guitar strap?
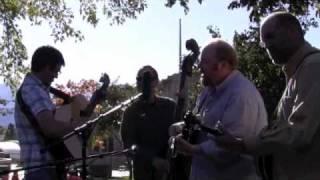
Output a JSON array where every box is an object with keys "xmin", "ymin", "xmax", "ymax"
[{"xmin": 16, "ymin": 88, "xmax": 72, "ymax": 179}]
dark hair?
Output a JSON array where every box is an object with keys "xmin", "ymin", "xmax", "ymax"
[
  {"xmin": 31, "ymin": 45, "xmax": 65, "ymax": 72},
  {"xmin": 137, "ymin": 65, "xmax": 159, "ymax": 81}
]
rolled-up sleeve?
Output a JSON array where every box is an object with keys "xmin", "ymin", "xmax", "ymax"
[{"xmin": 22, "ymin": 85, "xmax": 54, "ymax": 116}]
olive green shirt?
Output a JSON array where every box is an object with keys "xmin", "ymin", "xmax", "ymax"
[{"xmin": 250, "ymin": 42, "xmax": 320, "ymax": 180}]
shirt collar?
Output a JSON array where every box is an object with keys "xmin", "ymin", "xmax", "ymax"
[{"xmin": 283, "ymin": 41, "xmax": 316, "ymax": 79}]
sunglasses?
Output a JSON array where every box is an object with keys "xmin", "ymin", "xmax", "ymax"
[{"xmin": 136, "ymin": 76, "xmax": 157, "ymax": 82}]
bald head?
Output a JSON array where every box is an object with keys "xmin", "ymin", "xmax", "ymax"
[
  {"xmin": 201, "ymin": 39, "xmax": 238, "ymax": 69},
  {"xmin": 260, "ymin": 12, "xmax": 305, "ymax": 65},
  {"xmin": 199, "ymin": 39, "xmax": 238, "ymax": 86},
  {"xmin": 261, "ymin": 12, "xmax": 304, "ymax": 41}
]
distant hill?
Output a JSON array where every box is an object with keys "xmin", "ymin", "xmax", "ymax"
[{"xmin": 0, "ymin": 84, "xmax": 14, "ymax": 127}]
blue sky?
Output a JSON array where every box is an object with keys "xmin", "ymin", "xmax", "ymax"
[{"xmin": 15, "ymin": 1, "xmax": 320, "ymax": 86}]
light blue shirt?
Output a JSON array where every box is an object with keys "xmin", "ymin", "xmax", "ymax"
[
  {"xmin": 190, "ymin": 70, "xmax": 267, "ymax": 180},
  {"xmin": 14, "ymin": 73, "xmax": 54, "ymax": 171}
]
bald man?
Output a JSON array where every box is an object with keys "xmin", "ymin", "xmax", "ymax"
[
  {"xmin": 170, "ymin": 39, "xmax": 267, "ymax": 180},
  {"xmin": 216, "ymin": 12, "xmax": 320, "ymax": 180}
]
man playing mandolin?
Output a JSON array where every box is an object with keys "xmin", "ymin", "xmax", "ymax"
[
  {"xmin": 14, "ymin": 45, "xmax": 108, "ymax": 180},
  {"xmin": 169, "ymin": 39, "xmax": 267, "ymax": 180}
]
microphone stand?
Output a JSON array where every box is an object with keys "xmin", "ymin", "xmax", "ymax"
[
  {"xmin": 41, "ymin": 93, "xmax": 142, "ymax": 180},
  {"xmin": 0, "ymin": 147, "xmax": 137, "ymax": 177}
]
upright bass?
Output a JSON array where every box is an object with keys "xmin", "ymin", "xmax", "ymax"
[{"xmin": 168, "ymin": 38, "xmax": 200, "ymax": 180}]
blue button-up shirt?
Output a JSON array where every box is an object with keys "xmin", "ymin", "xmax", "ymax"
[
  {"xmin": 14, "ymin": 73, "xmax": 54, "ymax": 171},
  {"xmin": 190, "ymin": 70, "xmax": 267, "ymax": 180}
]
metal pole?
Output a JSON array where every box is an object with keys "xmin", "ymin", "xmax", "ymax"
[{"xmin": 179, "ymin": 18, "xmax": 182, "ymax": 71}]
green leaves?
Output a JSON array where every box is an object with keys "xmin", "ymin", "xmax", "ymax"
[
  {"xmin": 233, "ymin": 27, "xmax": 285, "ymax": 116},
  {"xmin": 164, "ymin": 0, "xmax": 319, "ymax": 117},
  {"xmin": 0, "ymin": 13, "xmax": 28, "ymax": 92},
  {"xmin": 228, "ymin": 0, "xmax": 320, "ymax": 28},
  {"xmin": 0, "ymin": 0, "xmax": 149, "ymax": 92},
  {"xmin": 165, "ymin": 0, "xmax": 202, "ymax": 14},
  {"xmin": 207, "ymin": 25, "xmax": 221, "ymax": 38},
  {"xmin": 0, "ymin": 0, "xmax": 319, "ymax": 98}
]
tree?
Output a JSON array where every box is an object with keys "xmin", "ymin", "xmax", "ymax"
[
  {"xmin": 167, "ymin": 0, "xmax": 320, "ymax": 29},
  {"xmin": 3, "ymin": 0, "xmax": 318, "ymax": 92},
  {"xmin": 95, "ymin": 83, "xmax": 137, "ymax": 134},
  {"xmin": 225, "ymin": 1, "xmax": 319, "ymax": 115},
  {"xmin": 233, "ymin": 27, "xmax": 285, "ymax": 116},
  {"xmin": 0, "ymin": 0, "xmax": 147, "ymax": 91},
  {"xmin": 54, "ymin": 78, "xmax": 137, "ymax": 138},
  {"xmin": 227, "ymin": 0, "xmax": 320, "ymax": 30},
  {"xmin": 168, "ymin": 0, "xmax": 319, "ymax": 116},
  {"xmin": 0, "ymin": 98, "xmax": 13, "ymax": 116},
  {"xmin": 2, "ymin": 0, "xmax": 320, "ymax": 114},
  {"xmin": 165, "ymin": 0, "xmax": 204, "ymax": 13},
  {"xmin": 55, "ymin": 79, "xmax": 99, "ymax": 100}
]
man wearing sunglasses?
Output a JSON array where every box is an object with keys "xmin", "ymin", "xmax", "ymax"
[
  {"xmin": 170, "ymin": 39, "xmax": 267, "ymax": 180},
  {"xmin": 121, "ymin": 65, "xmax": 176, "ymax": 180}
]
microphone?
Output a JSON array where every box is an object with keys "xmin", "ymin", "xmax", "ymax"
[
  {"xmin": 142, "ymin": 71, "xmax": 151, "ymax": 100},
  {"xmin": 125, "ymin": 144, "xmax": 139, "ymax": 157},
  {"xmin": 130, "ymin": 144, "xmax": 138, "ymax": 155}
]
